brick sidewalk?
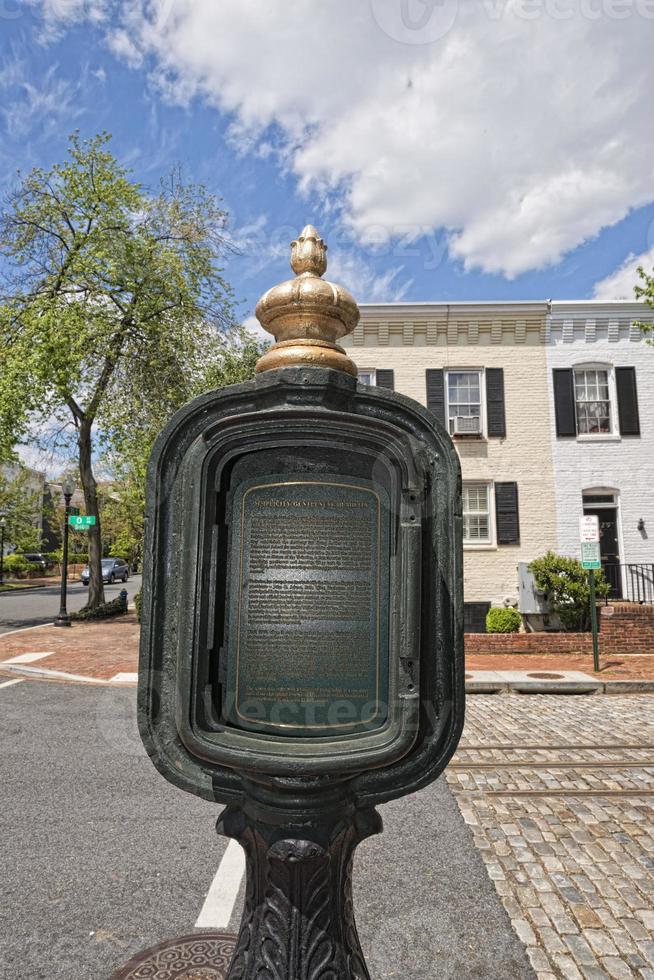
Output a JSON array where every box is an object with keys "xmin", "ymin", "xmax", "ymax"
[
  {"xmin": 0, "ymin": 613, "xmax": 139, "ymax": 680},
  {"xmin": 2, "ymin": 619, "xmax": 654, "ymax": 683}
]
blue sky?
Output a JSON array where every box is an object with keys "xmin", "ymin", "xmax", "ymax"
[{"xmin": 2, "ymin": 1, "xmax": 654, "ymax": 329}]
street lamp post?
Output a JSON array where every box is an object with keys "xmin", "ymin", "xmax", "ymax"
[
  {"xmin": 0, "ymin": 517, "xmax": 6, "ymax": 587},
  {"xmin": 54, "ymin": 477, "xmax": 76, "ymax": 628}
]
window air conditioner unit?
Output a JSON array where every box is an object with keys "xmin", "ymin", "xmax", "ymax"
[{"xmin": 452, "ymin": 416, "xmax": 481, "ymax": 436}]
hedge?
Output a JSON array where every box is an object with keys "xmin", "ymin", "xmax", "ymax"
[
  {"xmin": 71, "ymin": 591, "xmax": 128, "ymax": 621},
  {"xmin": 486, "ymin": 607, "xmax": 523, "ymax": 634}
]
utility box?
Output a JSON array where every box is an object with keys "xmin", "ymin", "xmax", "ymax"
[{"xmin": 517, "ymin": 561, "xmax": 550, "ymax": 614}]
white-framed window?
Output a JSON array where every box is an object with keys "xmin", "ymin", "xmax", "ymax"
[
  {"xmin": 357, "ymin": 369, "xmax": 375, "ymax": 386},
  {"xmin": 463, "ymin": 482, "xmax": 492, "ymax": 545},
  {"xmin": 446, "ymin": 369, "xmax": 483, "ymax": 436},
  {"xmin": 574, "ymin": 367, "xmax": 612, "ymax": 435}
]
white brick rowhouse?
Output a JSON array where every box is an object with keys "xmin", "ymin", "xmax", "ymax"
[
  {"xmin": 547, "ymin": 301, "xmax": 654, "ymax": 601},
  {"xmin": 341, "ymin": 299, "xmax": 654, "ymax": 623}
]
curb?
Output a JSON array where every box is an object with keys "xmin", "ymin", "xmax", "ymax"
[
  {"xmin": 0, "ymin": 584, "xmax": 50, "ymax": 594},
  {"xmin": 602, "ymin": 679, "xmax": 654, "ymax": 694},
  {"xmin": 0, "ymin": 580, "xmax": 62, "ymax": 593},
  {"xmin": 2, "ymin": 663, "xmax": 653, "ymax": 693},
  {"xmin": 0, "ymin": 664, "xmax": 137, "ymax": 686},
  {"xmin": 465, "ymin": 679, "xmax": 654, "ymax": 694}
]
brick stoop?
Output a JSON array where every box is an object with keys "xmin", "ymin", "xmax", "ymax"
[{"xmin": 466, "ymin": 601, "xmax": 654, "ymax": 656}]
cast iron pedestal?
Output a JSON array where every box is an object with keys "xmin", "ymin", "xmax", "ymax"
[{"xmin": 218, "ymin": 803, "xmax": 381, "ymax": 980}]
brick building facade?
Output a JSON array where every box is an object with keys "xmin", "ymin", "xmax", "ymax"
[{"xmin": 341, "ymin": 299, "xmax": 654, "ymax": 626}]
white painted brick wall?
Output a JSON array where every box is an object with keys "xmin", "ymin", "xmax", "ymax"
[{"xmin": 547, "ymin": 307, "xmax": 654, "ymax": 571}]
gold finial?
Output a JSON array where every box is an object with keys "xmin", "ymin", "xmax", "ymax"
[
  {"xmin": 254, "ymin": 224, "xmax": 359, "ymax": 375},
  {"xmin": 290, "ymin": 224, "xmax": 328, "ymax": 277}
]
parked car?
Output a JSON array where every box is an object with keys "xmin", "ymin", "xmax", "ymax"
[
  {"xmin": 80, "ymin": 557, "xmax": 129, "ymax": 585},
  {"xmin": 23, "ymin": 553, "xmax": 53, "ymax": 572}
]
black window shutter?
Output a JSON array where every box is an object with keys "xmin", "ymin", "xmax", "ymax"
[
  {"xmin": 464, "ymin": 602, "xmax": 491, "ymax": 634},
  {"xmin": 486, "ymin": 368, "xmax": 506, "ymax": 438},
  {"xmin": 615, "ymin": 367, "xmax": 640, "ymax": 436},
  {"xmin": 426, "ymin": 369, "xmax": 446, "ymax": 427},
  {"xmin": 553, "ymin": 369, "xmax": 576, "ymax": 437},
  {"xmin": 375, "ymin": 369, "xmax": 394, "ymax": 391},
  {"xmin": 495, "ymin": 482, "xmax": 520, "ymax": 545}
]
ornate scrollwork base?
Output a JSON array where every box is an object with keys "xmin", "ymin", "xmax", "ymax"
[{"xmin": 217, "ymin": 805, "xmax": 382, "ymax": 980}]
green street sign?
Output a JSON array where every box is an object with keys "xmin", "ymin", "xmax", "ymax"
[
  {"xmin": 581, "ymin": 541, "xmax": 601, "ymax": 570},
  {"xmin": 68, "ymin": 515, "xmax": 96, "ymax": 529}
]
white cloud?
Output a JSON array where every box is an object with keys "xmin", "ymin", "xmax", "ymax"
[
  {"xmin": 593, "ymin": 247, "xmax": 654, "ymax": 301},
  {"xmin": 326, "ymin": 250, "xmax": 413, "ymax": 303},
  {"xmin": 31, "ymin": 0, "xmax": 654, "ymax": 277},
  {"xmin": 27, "ymin": 0, "xmax": 109, "ymax": 41},
  {"xmin": 107, "ymin": 28, "xmax": 144, "ymax": 68},
  {"xmin": 0, "ymin": 64, "xmax": 81, "ymax": 141},
  {"xmin": 242, "ymin": 314, "xmax": 269, "ymax": 343}
]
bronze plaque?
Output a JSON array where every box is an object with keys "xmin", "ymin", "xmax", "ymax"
[{"xmin": 223, "ymin": 476, "xmax": 390, "ymax": 736}]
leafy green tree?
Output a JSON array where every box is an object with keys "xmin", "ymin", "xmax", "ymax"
[
  {"xmin": 635, "ymin": 264, "xmax": 654, "ymax": 341},
  {"xmin": 529, "ymin": 551, "xmax": 610, "ymax": 632},
  {"xmin": 0, "ymin": 465, "xmax": 46, "ymax": 553},
  {"xmin": 0, "ymin": 133, "xmax": 235, "ymax": 609},
  {"xmin": 101, "ymin": 337, "xmax": 264, "ymax": 572}
]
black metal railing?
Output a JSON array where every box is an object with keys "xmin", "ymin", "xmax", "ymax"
[{"xmin": 604, "ymin": 563, "xmax": 654, "ymax": 604}]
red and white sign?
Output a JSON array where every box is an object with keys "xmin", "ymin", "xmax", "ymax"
[{"xmin": 579, "ymin": 515, "xmax": 600, "ymax": 543}]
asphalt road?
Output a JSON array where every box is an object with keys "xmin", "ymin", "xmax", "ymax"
[
  {"xmin": 0, "ymin": 680, "xmax": 532, "ymax": 980},
  {"xmin": 0, "ymin": 576, "xmax": 142, "ymax": 633}
]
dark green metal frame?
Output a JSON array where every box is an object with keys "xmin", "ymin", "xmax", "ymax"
[{"xmin": 138, "ymin": 366, "xmax": 464, "ymax": 979}]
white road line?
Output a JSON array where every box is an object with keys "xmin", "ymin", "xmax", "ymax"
[
  {"xmin": 0, "ymin": 665, "xmax": 109, "ymax": 684},
  {"xmin": 0, "ymin": 678, "xmax": 24, "ymax": 690},
  {"xmin": 0, "ymin": 651, "xmax": 55, "ymax": 665},
  {"xmin": 195, "ymin": 841, "xmax": 245, "ymax": 930},
  {"xmin": 110, "ymin": 672, "xmax": 138, "ymax": 684},
  {"xmin": 0, "ymin": 623, "xmax": 53, "ymax": 639}
]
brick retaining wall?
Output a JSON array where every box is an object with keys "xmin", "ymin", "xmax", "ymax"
[{"xmin": 465, "ymin": 602, "xmax": 654, "ymax": 656}]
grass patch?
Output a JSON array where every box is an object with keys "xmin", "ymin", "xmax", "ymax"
[{"xmin": 0, "ymin": 582, "xmax": 42, "ymax": 592}]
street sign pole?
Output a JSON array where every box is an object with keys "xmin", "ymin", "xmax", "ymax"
[
  {"xmin": 0, "ymin": 518, "xmax": 5, "ymax": 587},
  {"xmin": 579, "ymin": 516, "xmax": 601, "ymax": 673},
  {"xmin": 589, "ymin": 569, "xmax": 600, "ymax": 673},
  {"xmin": 54, "ymin": 486, "xmax": 75, "ymax": 627}
]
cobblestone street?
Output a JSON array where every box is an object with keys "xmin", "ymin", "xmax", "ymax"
[{"xmin": 447, "ymin": 695, "xmax": 654, "ymax": 979}]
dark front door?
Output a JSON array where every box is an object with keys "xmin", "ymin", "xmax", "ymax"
[{"xmin": 584, "ymin": 507, "xmax": 621, "ymax": 598}]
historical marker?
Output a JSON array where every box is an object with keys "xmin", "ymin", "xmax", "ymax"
[
  {"xmin": 135, "ymin": 225, "xmax": 464, "ymax": 979},
  {"xmin": 225, "ymin": 476, "xmax": 389, "ymax": 736}
]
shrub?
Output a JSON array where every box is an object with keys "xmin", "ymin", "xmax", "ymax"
[
  {"xmin": 3, "ymin": 554, "xmax": 30, "ymax": 579},
  {"xmin": 486, "ymin": 607, "xmax": 522, "ymax": 633},
  {"xmin": 529, "ymin": 551, "xmax": 610, "ymax": 632},
  {"xmin": 134, "ymin": 589, "xmax": 142, "ymax": 623},
  {"xmin": 71, "ymin": 591, "xmax": 128, "ymax": 621}
]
